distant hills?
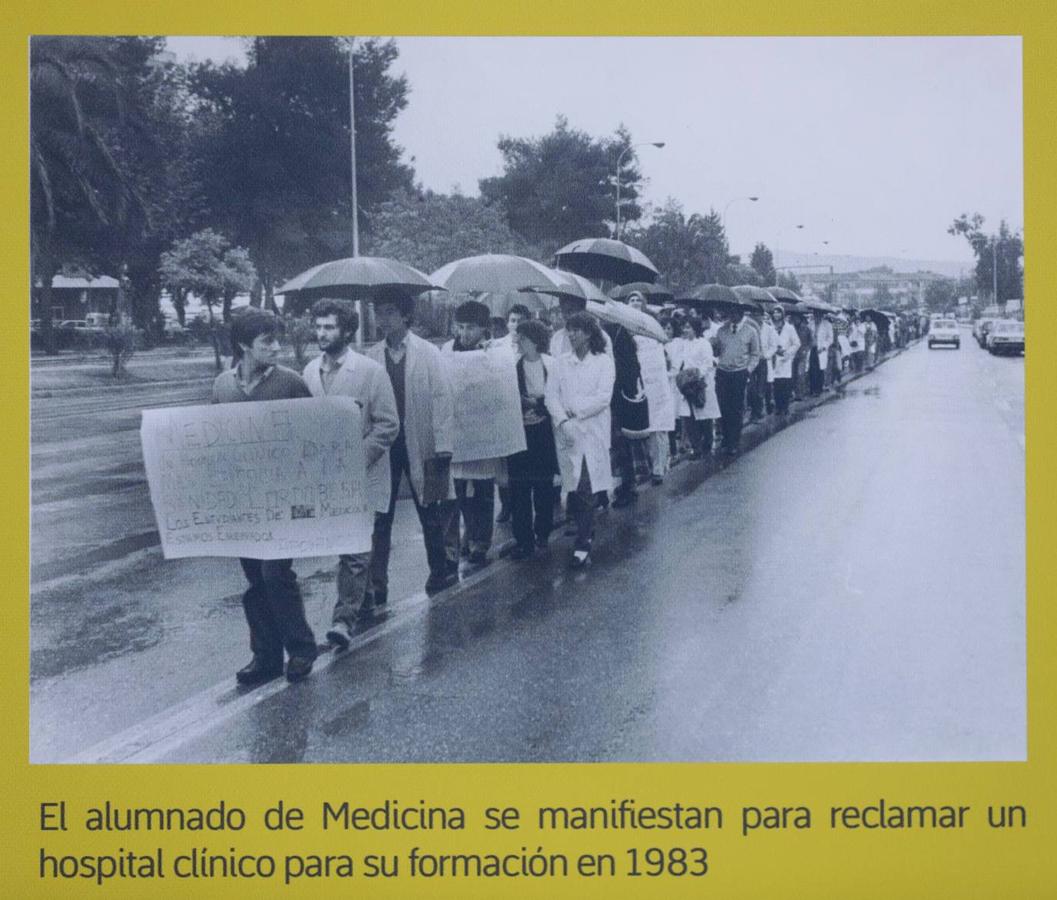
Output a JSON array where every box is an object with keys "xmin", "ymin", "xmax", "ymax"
[{"xmin": 765, "ymin": 250, "xmax": 972, "ymax": 279}]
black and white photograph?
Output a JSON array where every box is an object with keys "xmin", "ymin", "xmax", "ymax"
[{"xmin": 29, "ymin": 35, "xmax": 1024, "ymax": 764}]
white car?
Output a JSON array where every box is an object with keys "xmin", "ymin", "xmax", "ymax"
[
  {"xmin": 987, "ymin": 321, "xmax": 1024, "ymax": 356},
  {"xmin": 928, "ymin": 319, "xmax": 960, "ymax": 349}
]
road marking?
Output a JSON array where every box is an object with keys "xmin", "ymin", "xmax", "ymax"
[{"xmin": 69, "ymin": 556, "xmax": 505, "ymax": 764}]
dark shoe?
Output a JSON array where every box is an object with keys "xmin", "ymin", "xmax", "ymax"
[
  {"xmin": 467, "ymin": 549, "xmax": 490, "ymax": 568},
  {"xmin": 326, "ymin": 621, "xmax": 353, "ymax": 650},
  {"xmin": 651, "ymin": 474, "xmax": 664, "ymax": 486},
  {"xmin": 496, "ymin": 507, "xmax": 512, "ymax": 523},
  {"xmin": 236, "ymin": 658, "xmax": 283, "ymax": 686},
  {"xmin": 688, "ymin": 450, "xmax": 704, "ymax": 461},
  {"xmin": 595, "ymin": 494, "xmax": 610, "ymax": 510},
  {"xmin": 285, "ymin": 656, "xmax": 315, "ymax": 683},
  {"xmin": 373, "ymin": 589, "xmax": 388, "ymax": 607},
  {"xmin": 425, "ymin": 571, "xmax": 459, "ymax": 595},
  {"xmin": 612, "ymin": 491, "xmax": 637, "ymax": 509},
  {"xmin": 509, "ymin": 544, "xmax": 534, "ymax": 561},
  {"xmin": 535, "ymin": 534, "xmax": 550, "ymax": 550},
  {"xmin": 356, "ymin": 604, "xmax": 379, "ymax": 625}
]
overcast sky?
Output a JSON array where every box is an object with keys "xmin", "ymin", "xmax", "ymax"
[{"xmin": 167, "ymin": 36, "xmax": 1022, "ymax": 265}]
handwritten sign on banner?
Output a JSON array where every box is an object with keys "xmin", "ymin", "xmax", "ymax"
[
  {"xmin": 447, "ymin": 347, "xmax": 527, "ymax": 463},
  {"xmin": 141, "ymin": 397, "xmax": 371, "ymax": 560}
]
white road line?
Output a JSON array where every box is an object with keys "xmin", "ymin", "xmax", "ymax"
[{"xmin": 69, "ymin": 557, "xmax": 507, "ymax": 764}]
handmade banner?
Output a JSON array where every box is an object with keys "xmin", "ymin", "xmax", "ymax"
[
  {"xmin": 141, "ymin": 397, "xmax": 370, "ymax": 560},
  {"xmin": 447, "ymin": 347, "xmax": 527, "ymax": 462}
]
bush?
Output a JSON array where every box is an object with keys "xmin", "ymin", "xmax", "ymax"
[{"xmin": 104, "ymin": 323, "xmax": 143, "ymax": 376}]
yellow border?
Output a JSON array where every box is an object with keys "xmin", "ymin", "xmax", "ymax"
[{"xmin": 6, "ymin": 1, "xmax": 1055, "ymax": 896}]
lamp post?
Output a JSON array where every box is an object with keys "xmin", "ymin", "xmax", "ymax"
[
  {"xmin": 722, "ymin": 195, "xmax": 760, "ymax": 244},
  {"xmin": 992, "ymin": 236, "xmax": 999, "ymax": 309},
  {"xmin": 615, "ymin": 141, "xmax": 665, "ymax": 239},
  {"xmin": 347, "ymin": 37, "xmax": 359, "ymax": 258},
  {"xmin": 774, "ymin": 223, "xmax": 804, "ymax": 286}
]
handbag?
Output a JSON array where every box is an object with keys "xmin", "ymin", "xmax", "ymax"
[{"xmin": 619, "ymin": 374, "xmax": 651, "ymax": 438}]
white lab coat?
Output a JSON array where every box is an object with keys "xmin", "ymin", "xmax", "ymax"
[
  {"xmin": 633, "ymin": 334, "xmax": 676, "ymax": 433},
  {"xmin": 544, "ymin": 350, "xmax": 615, "ymax": 493},
  {"xmin": 759, "ymin": 319, "xmax": 780, "ymax": 382},
  {"xmin": 771, "ymin": 321, "xmax": 801, "ymax": 380},
  {"xmin": 669, "ymin": 336, "xmax": 720, "ymax": 420},
  {"xmin": 366, "ymin": 331, "xmax": 455, "ymax": 502},
  {"xmin": 303, "ymin": 350, "xmax": 400, "ymax": 514},
  {"xmin": 815, "ymin": 319, "xmax": 834, "ymax": 359}
]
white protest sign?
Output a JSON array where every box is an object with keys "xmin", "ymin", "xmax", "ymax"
[
  {"xmin": 446, "ymin": 346, "xmax": 526, "ymax": 463},
  {"xmin": 141, "ymin": 397, "xmax": 371, "ymax": 560}
]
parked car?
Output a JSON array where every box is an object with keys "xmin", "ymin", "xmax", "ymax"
[
  {"xmin": 927, "ymin": 319, "xmax": 960, "ymax": 349},
  {"xmin": 974, "ymin": 318, "xmax": 1002, "ymax": 348},
  {"xmin": 987, "ymin": 321, "xmax": 1024, "ymax": 356}
]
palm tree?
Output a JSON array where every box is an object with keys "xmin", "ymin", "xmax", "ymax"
[{"xmin": 30, "ymin": 36, "xmax": 145, "ymax": 352}]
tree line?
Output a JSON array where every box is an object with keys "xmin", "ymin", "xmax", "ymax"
[{"xmin": 31, "ymin": 36, "xmax": 1020, "ymax": 355}]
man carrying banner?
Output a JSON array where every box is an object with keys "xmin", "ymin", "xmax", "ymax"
[
  {"xmin": 366, "ymin": 288, "xmax": 459, "ymax": 597},
  {"xmin": 211, "ymin": 309, "xmax": 318, "ymax": 685},
  {"xmin": 303, "ymin": 299, "xmax": 399, "ymax": 647}
]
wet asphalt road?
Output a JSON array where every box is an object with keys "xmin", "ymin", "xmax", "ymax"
[{"xmin": 114, "ymin": 336, "xmax": 1024, "ymax": 764}]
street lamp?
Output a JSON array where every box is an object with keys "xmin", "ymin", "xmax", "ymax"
[
  {"xmin": 721, "ymin": 195, "xmax": 760, "ymax": 236},
  {"xmin": 615, "ymin": 141, "xmax": 665, "ymax": 239},
  {"xmin": 774, "ymin": 223, "xmax": 804, "ymax": 285}
]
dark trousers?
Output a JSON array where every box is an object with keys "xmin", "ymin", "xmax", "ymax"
[
  {"xmin": 808, "ymin": 349, "xmax": 824, "ymax": 396},
  {"xmin": 446, "ymin": 477, "xmax": 495, "ymax": 556},
  {"xmin": 510, "ymin": 479, "xmax": 555, "ymax": 549},
  {"xmin": 747, "ymin": 359, "xmax": 769, "ymax": 419},
  {"xmin": 368, "ymin": 436, "xmax": 455, "ymax": 596},
  {"xmin": 612, "ymin": 431, "xmax": 640, "ymax": 497},
  {"xmin": 773, "ymin": 377, "xmax": 794, "ymax": 416},
  {"xmin": 566, "ymin": 461, "xmax": 595, "ymax": 552},
  {"xmin": 238, "ymin": 558, "xmax": 317, "ymax": 666},
  {"xmin": 680, "ymin": 415, "xmax": 713, "ymax": 456},
  {"xmin": 715, "ymin": 369, "xmax": 750, "ymax": 452}
]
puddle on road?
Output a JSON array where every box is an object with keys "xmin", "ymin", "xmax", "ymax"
[{"xmin": 30, "ymin": 603, "xmax": 162, "ymax": 680}]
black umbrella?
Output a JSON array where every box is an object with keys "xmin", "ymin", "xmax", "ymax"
[
  {"xmin": 554, "ymin": 238, "xmax": 660, "ymax": 284},
  {"xmin": 766, "ymin": 285, "xmax": 803, "ymax": 303}
]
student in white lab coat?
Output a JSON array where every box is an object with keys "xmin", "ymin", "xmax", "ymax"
[
  {"xmin": 545, "ymin": 312, "xmax": 615, "ymax": 569},
  {"xmin": 768, "ymin": 304, "xmax": 801, "ymax": 416}
]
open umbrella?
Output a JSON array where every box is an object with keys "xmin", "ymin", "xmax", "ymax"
[
  {"xmin": 690, "ymin": 283, "xmax": 740, "ymax": 305},
  {"xmin": 766, "ymin": 286, "xmax": 803, "ymax": 303},
  {"xmin": 476, "ymin": 290, "xmax": 556, "ymax": 318},
  {"xmin": 609, "ymin": 281, "xmax": 674, "ymax": 303},
  {"xmin": 276, "ymin": 256, "xmax": 440, "ymax": 300},
  {"xmin": 430, "ymin": 254, "xmax": 567, "ymax": 295},
  {"xmin": 528, "ymin": 269, "xmax": 609, "ymax": 304},
  {"xmin": 554, "ymin": 238, "xmax": 659, "ymax": 285},
  {"xmin": 586, "ymin": 299, "xmax": 667, "ymax": 343},
  {"xmin": 732, "ymin": 285, "xmax": 779, "ymax": 305}
]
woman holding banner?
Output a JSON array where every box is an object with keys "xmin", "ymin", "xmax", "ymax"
[{"xmin": 545, "ymin": 313, "xmax": 615, "ymax": 569}]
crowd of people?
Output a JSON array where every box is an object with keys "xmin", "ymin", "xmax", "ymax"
[{"xmin": 210, "ymin": 288, "xmax": 915, "ymax": 686}]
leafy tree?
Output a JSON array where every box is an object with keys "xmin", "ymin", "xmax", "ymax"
[
  {"xmin": 723, "ymin": 262, "xmax": 763, "ymax": 287},
  {"xmin": 777, "ymin": 270, "xmax": 802, "ymax": 293},
  {"xmin": 947, "ymin": 213, "xmax": 1024, "ymax": 308},
  {"xmin": 363, "ymin": 190, "xmax": 532, "ymax": 280},
  {"xmin": 30, "ymin": 36, "xmax": 148, "ymax": 353},
  {"xmin": 479, "ymin": 116, "xmax": 643, "ymax": 249},
  {"xmin": 191, "ymin": 37, "xmax": 415, "ymax": 309},
  {"xmin": 158, "ymin": 228, "xmax": 256, "ymax": 370},
  {"xmin": 924, "ymin": 278, "xmax": 958, "ymax": 314},
  {"xmin": 750, "ymin": 243, "xmax": 776, "ymax": 286},
  {"xmin": 624, "ymin": 200, "xmax": 729, "ymax": 293}
]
